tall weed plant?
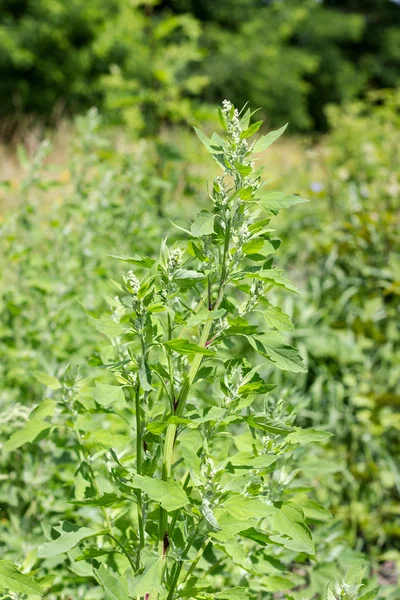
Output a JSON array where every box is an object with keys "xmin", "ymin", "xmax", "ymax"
[{"xmin": 0, "ymin": 103, "xmax": 379, "ymax": 599}]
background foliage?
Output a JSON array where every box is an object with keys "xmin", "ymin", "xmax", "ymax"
[{"xmin": 1, "ymin": 0, "xmax": 400, "ymax": 132}]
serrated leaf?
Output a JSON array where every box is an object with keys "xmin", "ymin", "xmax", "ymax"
[
  {"xmin": 92, "ymin": 384, "xmax": 125, "ymax": 406},
  {"xmin": 253, "ymin": 123, "xmax": 288, "ymax": 152},
  {"xmin": 257, "ymin": 191, "xmax": 307, "ymax": 212},
  {"xmin": 163, "ymin": 338, "xmax": 215, "ymax": 356},
  {"xmin": 5, "ymin": 419, "xmax": 51, "ymax": 452},
  {"xmin": 254, "ymin": 268, "xmax": 299, "ymax": 293},
  {"xmin": 31, "ymin": 371, "xmax": 61, "ymax": 390},
  {"xmin": 0, "ymin": 560, "xmax": 43, "ymax": 596},
  {"xmin": 88, "ymin": 315, "xmax": 126, "ymax": 339},
  {"xmin": 38, "ymin": 522, "xmax": 107, "ymax": 558},
  {"xmin": 95, "ymin": 564, "xmax": 129, "ymax": 600},
  {"xmin": 264, "ymin": 305, "xmax": 294, "ymax": 332},
  {"xmin": 191, "ymin": 211, "xmax": 215, "ymax": 237},
  {"xmin": 287, "ymin": 428, "xmax": 333, "ymax": 444},
  {"xmin": 129, "ymin": 557, "xmax": 163, "ymax": 596},
  {"xmin": 271, "ymin": 504, "xmax": 315, "ymax": 555},
  {"xmin": 249, "ymin": 335, "xmax": 307, "ymax": 373},
  {"xmin": 131, "ymin": 475, "xmax": 189, "ymax": 511}
]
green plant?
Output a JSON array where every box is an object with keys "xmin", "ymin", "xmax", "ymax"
[{"xmin": 1, "ymin": 102, "xmax": 379, "ymax": 599}]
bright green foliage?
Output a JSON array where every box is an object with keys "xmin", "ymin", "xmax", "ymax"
[
  {"xmin": 1, "ymin": 102, "xmax": 379, "ymax": 599},
  {"xmin": 274, "ymin": 89, "xmax": 400, "ymax": 557}
]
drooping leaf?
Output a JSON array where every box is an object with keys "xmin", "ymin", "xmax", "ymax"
[
  {"xmin": 0, "ymin": 560, "xmax": 43, "ymax": 596},
  {"xmin": 38, "ymin": 522, "xmax": 107, "ymax": 558},
  {"xmin": 131, "ymin": 475, "xmax": 189, "ymax": 511},
  {"xmin": 5, "ymin": 419, "xmax": 51, "ymax": 452}
]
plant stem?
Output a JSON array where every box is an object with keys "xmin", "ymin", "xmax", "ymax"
[
  {"xmin": 135, "ymin": 379, "xmax": 145, "ymax": 569},
  {"xmin": 167, "ymin": 525, "xmax": 203, "ymax": 600}
]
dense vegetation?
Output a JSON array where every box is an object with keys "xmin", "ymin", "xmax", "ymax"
[
  {"xmin": 0, "ymin": 89, "xmax": 399, "ymax": 597},
  {"xmin": 1, "ymin": 0, "xmax": 400, "ymax": 133}
]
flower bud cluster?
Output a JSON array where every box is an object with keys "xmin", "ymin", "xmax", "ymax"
[
  {"xmin": 222, "ymin": 99, "xmax": 248, "ymax": 162},
  {"xmin": 168, "ymin": 248, "xmax": 183, "ymax": 274},
  {"xmin": 223, "ymin": 365, "xmax": 243, "ymax": 408},
  {"xmin": 332, "ymin": 581, "xmax": 359, "ymax": 600},
  {"xmin": 124, "ymin": 270, "xmax": 141, "ymax": 311}
]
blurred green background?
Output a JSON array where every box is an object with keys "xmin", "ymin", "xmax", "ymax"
[
  {"xmin": 0, "ymin": 0, "xmax": 399, "ymax": 597},
  {"xmin": 1, "ymin": 0, "xmax": 400, "ymax": 135}
]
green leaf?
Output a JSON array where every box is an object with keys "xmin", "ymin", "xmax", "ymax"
[
  {"xmin": 256, "ymin": 191, "xmax": 307, "ymax": 212},
  {"xmin": 129, "ymin": 557, "xmax": 163, "ymax": 596},
  {"xmin": 88, "ymin": 315, "xmax": 126, "ymax": 339},
  {"xmin": 249, "ymin": 335, "xmax": 307, "ymax": 373},
  {"xmin": 222, "ymin": 495, "xmax": 274, "ymax": 520},
  {"xmin": 95, "ymin": 564, "xmax": 129, "ymax": 600},
  {"xmin": 287, "ymin": 428, "xmax": 333, "ymax": 444},
  {"xmin": 109, "ymin": 254, "xmax": 156, "ymax": 268},
  {"xmin": 229, "ymin": 452, "xmax": 277, "ymax": 470},
  {"xmin": 253, "ymin": 123, "xmax": 288, "ymax": 152},
  {"xmin": 234, "ymin": 162, "xmax": 253, "ymax": 176},
  {"xmin": 70, "ymin": 494, "xmax": 126, "ymax": 507},
  {"xmin": 38, "ymin": 522, "xmax": 107, "ymax": 558},
  {"xmin": 5, "ymin": 419, "xmax": 51, "ymax": 452},
  {"xmin": 271, "ymin": 504, "xmax": 315, "ymax": 555},
  {"xmin": 264, "ymin": 305, "xmax": 294, "ymax": 332},
  {"xmin": 163, "ymin": 338, "xmax": 215, "ymax": 356},
  {"xmin": 0, "ymin": 560, "xmax": 43, "ymax": 596},
  {"xmin": 191, "ymin": 210, "xmax": 215, "ymax": 237},
  {"xmin": 193, "ymin": 127, "xmax": 212, "ymax": 151},
  {"xmin": 31, "ymin": 370, "xmax": 61, "ymax": 390},
  {"xmin": 359, "ymin": 589, "xmax": 380, "ymax": 600},
  {"xmin": 254, "ymin": 268, "xmax": 299, "ymax": 294},
  {"xmin": 92, "ymin": 384, "xmax": 125, "ymax": 406},
  {"xmin": 241, "ymin": 120, "xmax": 263, "ymax": 139},
  {"xmin": 240, "ymin": 527, "xmax": 273, "ymax": 546},
  {"xmin": 215, "ymin": 588, "xmax": 254, "ymax": 600},
  {"xmin": 131, "ymin": 475, "xmax": 189, "ymax": 511}
]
